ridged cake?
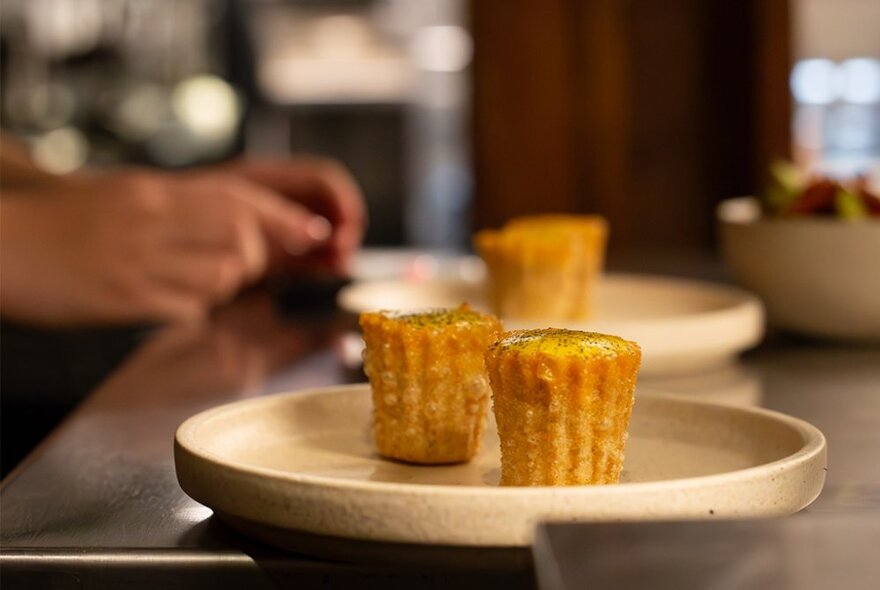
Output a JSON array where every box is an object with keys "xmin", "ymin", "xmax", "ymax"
[
  {"xmin": 485, "ymin": 328, "xmax": 641, "ymax": 486},
  {"xmin": 360, "ymin": 304, "xmax": 503, "ymax": 464},
  {"xmin": 474, "ymin": 214, "xmax": 608, "ymax": 320}
]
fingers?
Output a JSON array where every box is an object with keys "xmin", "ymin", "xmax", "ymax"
[
  {"xmin": 308, "ymin": 164, "xmax": 366, "ymax": 270},
  {"xmin": 131, "ymin": 247, "xmax": 257, "ymax": 323},
  {"xmin": 166, "ymin": 170, "xmax": 338, "ymax": 281},
  {"xmin": 101, "ymin": 278, "xmax": 208, "ymax": 324},
  {"xmin": 138, "ymin": 291, "xmax": 208, "ymax": 324},
  {"xmin": 226, "ymin": 158, "xmax": 367, "ymax": 271},
  {"xmin": 219, "ymin": 174, "xmax": 334, "ymax": 257},
  {"xmin": 149, "ymin": 250, "xmax": 249, "ymax": 304},
  {"xmin": 307, "ymin": 160, "xmax": 366, "ymax": 257},
  {"xmin": 144, "ymin": 167, "xmax": 348, "ymax": 324},
  {"xmin": 164, "ymin": 174, "xmax": 280, "ymax": 281},
  {"xmin": 230, "ymin": 208, "xmax": 269, "ymax": 282}
]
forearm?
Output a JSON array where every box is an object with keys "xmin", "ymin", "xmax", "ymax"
[
  {"xmin": 0, "ymin": 133, "xmax": 64, "ymax": 191},
  {"xmin": 0, "ymin": 196, "xmax": 61, "ymax": 322}
]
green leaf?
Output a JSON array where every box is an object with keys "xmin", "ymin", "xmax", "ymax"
[
  {"xmin": 835, "ymin": 188, "xmax": 868, "ymax": 220},
  {"xmin": 765, "ymin": 160, "xmax": 805, "ymax": 213}
]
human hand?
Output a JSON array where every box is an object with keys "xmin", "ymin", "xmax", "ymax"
[
  {"xmin": 225, "ymin": 157, "xmax": 366, "ymax": 274},
  {"xmin": 0, "ymin": 168, "xmax": 336, "ymax": 326}
]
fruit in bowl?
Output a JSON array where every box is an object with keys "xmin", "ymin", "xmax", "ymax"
[
  {"xmin": 718, "ymin": 164, "xmax": 880, "ymax": 342},
  {"xmin": 763, "ymin": 161, "xmax": 880, "ymax": 219}
]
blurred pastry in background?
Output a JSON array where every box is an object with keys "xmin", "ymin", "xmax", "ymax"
[{"xmin": 474, "ymin": 215, "xmax": 608, "ymax": 321}]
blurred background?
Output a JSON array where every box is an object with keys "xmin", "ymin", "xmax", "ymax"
[
  {"xmin": 1, "ymin": 0, "xmax": 878, "ymax": 252},
  {"xmin": 1, "ymin": 0, "xmax": 879, "ymax": 479},
  {"xmin": 1, "ymin": 0, "xmax": 473, "ymax": 248}
]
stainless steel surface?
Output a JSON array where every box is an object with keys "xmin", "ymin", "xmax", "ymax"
[
  {"xmin": 534, "ymin": 515, "xmax": 880, "ymax": 590},
  {"xmin": 0, "ymin": 290, "xmax": 534, "ymax": 588},
  {"xmin": 531, "ymin": 341, "xmax": 880, "ymax": 590},
  {"xmin": 2, "ymin": 293, "xmax": 347, "ymax": 550},
  {"xmin": 2, "ymin": 266, "xmax": 880, "ymax": 588}
]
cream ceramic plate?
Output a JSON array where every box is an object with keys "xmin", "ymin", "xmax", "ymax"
[
  {"xmin": 175, "ymin": 385, "xmax": 826, "ymax": 548},
  {"xmin": 337, "ymin": 273, "xmax": 765, "ymax": 375}
]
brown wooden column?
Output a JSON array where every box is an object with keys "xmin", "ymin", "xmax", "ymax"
[
  {"xmin": 471, "ymin": 0, "xmax": 791, "ymax": 252},
  {"xmin": 470, "ymin": 0, "xmax": 579, "ymax": 229}
]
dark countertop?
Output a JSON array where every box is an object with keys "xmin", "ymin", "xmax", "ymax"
[{"xmin": 2, "ymin": 254, "xmax": 879, "ymax": 588}]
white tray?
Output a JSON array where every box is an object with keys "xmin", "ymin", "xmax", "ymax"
[
  {"xmin": 337, "ymin": 273, "xmax": 765, "ymax": 376},
  {"xmin": 175, "ymin": 385, "xmax": 826, "ymax": 547}
]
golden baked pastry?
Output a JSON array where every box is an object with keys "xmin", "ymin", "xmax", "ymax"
[
  {"xmin": 474, "ymin": 214, "xmax": 608, "ymax": 320},
  {"xmin": 485, "ymin": 328, "xmax": 641, "ymax": 486},
  {"xmin": 360, "ymin": 304, "xmax": 503, "ymax": 464}
]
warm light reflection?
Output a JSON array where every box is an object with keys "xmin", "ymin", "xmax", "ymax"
[
  {"xmin": 171, "ymin": 75, "xmax": 240, "ymax": 140},
  {"xmin": 410, "ymin": 25, "xmax": 473, "ymax": 73},
  {"xmin": 175, "ymin": 504, "xmax": 214, "ymax": 524},
  {"xmin": 110, "ymin": 84, "xmax": 166, "ymax": 141},
  {"xmin": 312, "ymin": 15, "xmax": 370, "ymax": 58},
  {"xmin": 31, "ymin": 126, "xmax": 89, "ymax": 174}
]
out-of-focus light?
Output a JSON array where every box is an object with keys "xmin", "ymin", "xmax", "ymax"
[
  {"xmin": 411, "ymin": 26, "xmax": 473, "ymax": 73},
  {"xmin": 313, "ymin": 15, "xmax": 370, "ymax": 58},
  {"xmin": 828, "ymin": 104, "xmax": 876, "ymax": 150},
  {"xmin": 174, "ymin": 504, "xmax": 213, "ymax": 524},
  {"xmin": 838, "ymin": 58, "xmax": 880, "ymax": 104},
  {"xmin": 145, "ymin": 125, "xmax": 203, "ymax": 167},
  {"xmin": 31, "ymin": 127, "xmax": 89, "ymax": 174},
  {"xmin": 171, "ymin": 75, "xmax": 240, "ymax": 141},
  {"xmin": 260, "ymin": 58, "xmax": 412, "ymax": 104},
  {"xmin": 791, "ymin": 59, "xmax": 837, "ymax": 104},
  {"xmin": 112, "ymin": 84, "xmax": 167, "ymax": 141},
  {"xmin": 459, "ymin": 257, "xmax": 486, "ymax": 283},
  {"xmin": 24, "ymin": 0, "xmax": 103, "ymax": 58},
  {"xmin": 405, "ymin": 254, "xmax": 439, "ymax": 281},
  {"xmin": 338, "ymin": 332, "xmax": 366, "ymax": 370}
]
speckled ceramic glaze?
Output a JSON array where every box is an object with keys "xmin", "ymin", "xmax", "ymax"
[
  {"xmin": 174, "ymin": 384, "xmax": 826, "ymax": 547},
  {"xmin": 336, "ymin": 273, "xmax": 765, "ymax": 376}
]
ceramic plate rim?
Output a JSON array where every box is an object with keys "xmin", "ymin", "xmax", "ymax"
[
  {"xmin": 337, "ymin": 272, "xmax": 762, "ymax": 319},
  {"xmin": 336, "ymin": 273, "xmax": 766, "ymax": 349},
  {"xmin": 175, "ymin": 384, "xmax": 826, "ymax": 497}
]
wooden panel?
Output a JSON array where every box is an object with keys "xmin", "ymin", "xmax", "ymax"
[
  {"xmin": 570, "ymin": 0, "xmax": 635, "ymax": 244},
  {"xmin": 625, "ymin": 0, "xmax": 706, "ymax": 248},
  {"xmin": 471, "ymin": 0, "xmax": 792, "ymax": 251},
  {"xmin": 753, "ymin": 0, "xmax": 793, "ymax": 175},
  {"xmin": 470, "ymin": 0, "xmax": 578, "ymax": 230}
]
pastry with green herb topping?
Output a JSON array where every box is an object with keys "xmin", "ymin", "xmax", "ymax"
[
  {"xmin": 360, "ymin": 304, "xmax": 503, "ymax": 464},
  {"xmin": 485, "ymin": 328, "xmax": 641, "ymax": 486}
]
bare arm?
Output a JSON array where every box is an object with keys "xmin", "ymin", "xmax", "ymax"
[
  {"xmin": 0, "ymin": 158, "xmax": 366, "ymax": 326},
  {"xmin": 0, "ymin": 133, "xmax": 62, "ymax": 190}
]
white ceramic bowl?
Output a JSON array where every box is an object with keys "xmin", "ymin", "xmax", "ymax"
[{"xmin": 718, "ymin": 197, "xmax": 880, "ymax": 342}]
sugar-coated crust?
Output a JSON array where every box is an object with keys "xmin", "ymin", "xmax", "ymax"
[
  {"xmin": 360, "ymin": 304, "xmax": 503, "ymax": 464},
  {"xmin": 485, "ymin": 328, "xmax": 641, "ymax": 486}
]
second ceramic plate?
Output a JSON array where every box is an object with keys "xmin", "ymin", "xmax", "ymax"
[{"xmin": 337, "ymin": 273, "xmax": 765, "ymax": 375}]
